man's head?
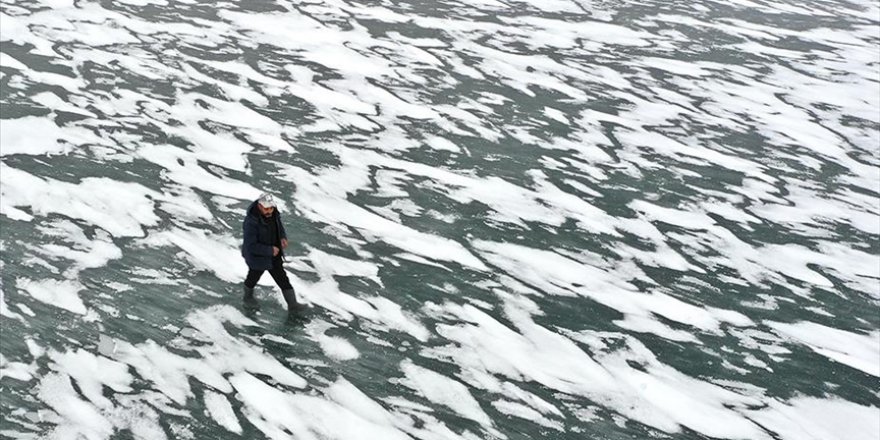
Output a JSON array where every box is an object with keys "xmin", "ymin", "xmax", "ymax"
[{"xmin": 257, "ymin": 193, "xmax": 276, "ymax": 217}]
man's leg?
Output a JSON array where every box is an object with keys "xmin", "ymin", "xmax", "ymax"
[
  {"xmin": 243, "ymin": 269, "xmax": 264, "ymax": 307},
  {"xmin": 268, "ymin": 258, "xmax": 299, "ymax": 312}
]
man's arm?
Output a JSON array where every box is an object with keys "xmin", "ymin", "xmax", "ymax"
[
  {"xmin": 279, "ymin": 214, "xmax": 288, "ymax": 240},
  {"xmin": 278, "ymin": 214, "xmax": 289, "ymax": 249}
]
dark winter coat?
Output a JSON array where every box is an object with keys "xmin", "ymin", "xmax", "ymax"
[{"xmin": 241, "ymin": 200, "xmax": 288, "ymax": 270}]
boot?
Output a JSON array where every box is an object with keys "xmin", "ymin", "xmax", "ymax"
[
  {"xmin": 242, "ymin": 285, "xmax": 259, "ymax": 309},
  {"xmin": 282, "ymin": 289, "xmax": 303, "ymax": 313}
]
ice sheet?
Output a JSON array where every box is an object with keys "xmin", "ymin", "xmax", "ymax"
[{"xmin": 768, "ymin": 321, "xmax": 880, "ymax": 377}]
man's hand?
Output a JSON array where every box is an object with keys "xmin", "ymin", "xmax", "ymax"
[
  {"xmin": 281, "ymin": 238, "xmax": 289, "ymax": 249},
  {"xmin": 273, "ymin": 246, "xmax": 280, "ymax": 256}
]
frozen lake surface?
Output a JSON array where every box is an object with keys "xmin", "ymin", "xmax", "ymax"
[{"xmin": 1, "ymin": 0, "xmax": 878, "ymax": 439}]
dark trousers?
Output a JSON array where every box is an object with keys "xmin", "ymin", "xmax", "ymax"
[{"xmin": 244, "ymin": 257, "xmax": 292, "ymax": 290}]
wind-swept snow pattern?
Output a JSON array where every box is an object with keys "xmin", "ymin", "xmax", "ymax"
[{"xmin": 1, "ymin": 0, "xmax": 878, "ymax": 439}]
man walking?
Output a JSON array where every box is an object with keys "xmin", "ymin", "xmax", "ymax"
[{"xmin": 241, "ymin": 193, "xmax": 301, "ymax": 312}]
